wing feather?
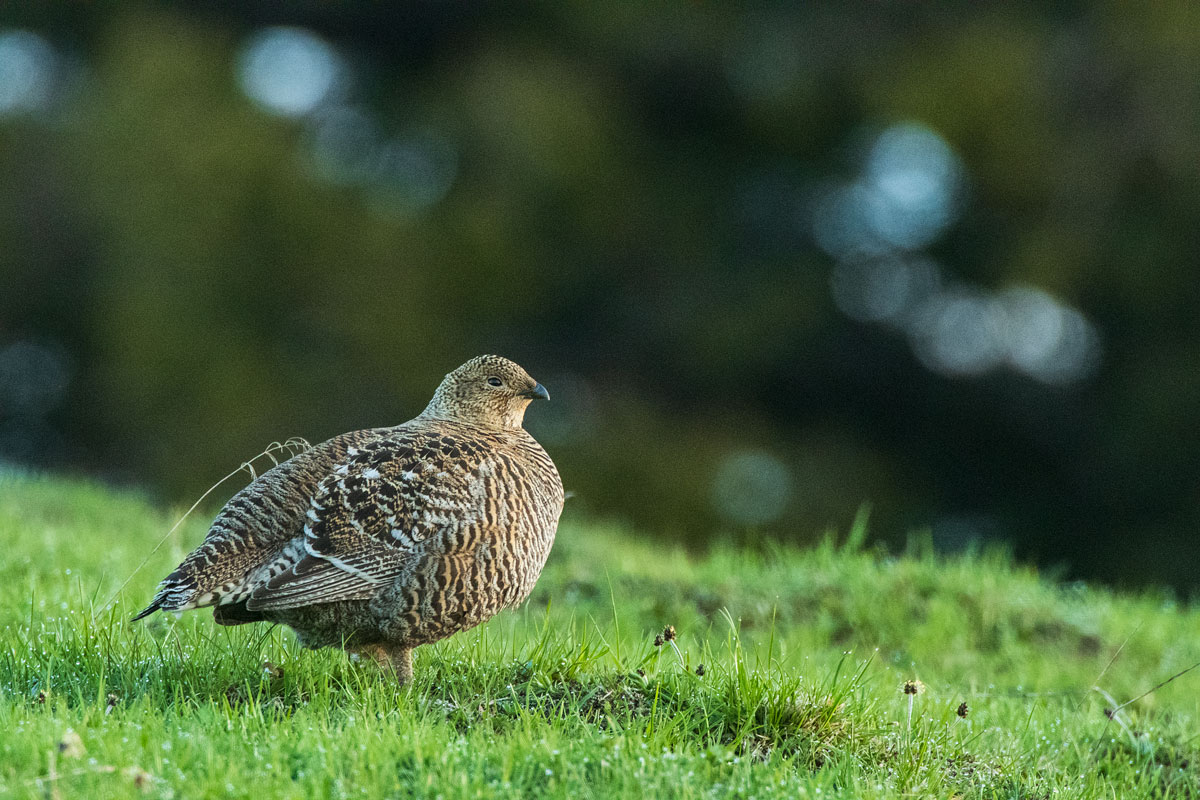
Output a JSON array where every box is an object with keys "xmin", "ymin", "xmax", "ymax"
[
  {"xmin": 243, "ymin": 434, "xmax": 484, "ymax": 611},
  {"xmin": 134, "ymin": 428, "xmax": 388, "ymax": 618}
]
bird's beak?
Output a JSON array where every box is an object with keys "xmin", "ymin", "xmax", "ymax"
[{"xmin": 522, "ymin": 383, "xmax": 550, "ymax": 401}]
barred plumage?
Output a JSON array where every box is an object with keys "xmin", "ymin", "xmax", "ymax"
[{"xmin": 135, "ymin": 356, "xmax": 564, "ymax": 683}]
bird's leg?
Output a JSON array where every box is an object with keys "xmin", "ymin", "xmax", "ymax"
[{"xmin": 362, "ymin": 644, "xmax": 413, "ymax": 685}]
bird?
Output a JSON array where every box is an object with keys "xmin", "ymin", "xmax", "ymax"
[{"xmin": 134, "ymin": 355, "xmax": 564, "ymax": 684}]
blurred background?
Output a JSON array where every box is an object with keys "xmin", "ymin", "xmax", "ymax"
[{"xmin": 1, "ymin": 3, "xmax": 1197, "ymax": 589}]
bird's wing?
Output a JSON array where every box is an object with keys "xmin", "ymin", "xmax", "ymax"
[
  {"xmin": 244, "ymin": 432, "xmax": 488, "ymax": 611},
  {"xmin": 134, "ymin": 428, "xmax": 389, "ymax": 619}
]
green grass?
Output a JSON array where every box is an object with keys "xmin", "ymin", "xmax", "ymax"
[{"xmin": 1, "ymin": 470, "xmax": 1198, "ymax": 799}]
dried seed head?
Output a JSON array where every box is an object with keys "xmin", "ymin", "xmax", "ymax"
[
  {"xmin": 662, "ymin": 625, "xmax": 676, "ymax": 643},
  {"xmin": 957, "ymin": 702, "xmax": 969, "ymax": 718},
  {"xmin": 636, "ymin": 668, "xmax": 645, "ymax": 678},
  {"xmin": 902, "ymin": 679, "xmax": 926, "ymax": 695},
  {"xmin": 653, "ymin": 634, "xmax": 664, "ymax": 647},
  {"xmin": 695, "ymin": 663, "xmax": 706, "ymax": 677}
]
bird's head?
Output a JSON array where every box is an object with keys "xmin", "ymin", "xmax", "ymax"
[{"xmin": 420, "ymin": 355, "xmax": 549, "ymax": 429}]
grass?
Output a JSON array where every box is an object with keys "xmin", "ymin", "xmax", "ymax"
[{"xmin": 1, "ymin": 469, "xmax": 1198, "ymax": 799}]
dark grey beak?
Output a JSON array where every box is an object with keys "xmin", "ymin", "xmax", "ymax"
[{"xmin": 523, "ymin": 383, "xmax": 550, "ymax": 401}]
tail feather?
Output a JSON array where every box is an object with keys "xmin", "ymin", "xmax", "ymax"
[
  {"xmin": 130, "ymin": 599, "xmax": 163, "ymax": 622},
  {"xmin": 131, "ymin": 576, "xmax": 197, "ymax": 621}
]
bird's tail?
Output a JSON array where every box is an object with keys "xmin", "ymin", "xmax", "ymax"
[
  {"xmin": 130, "ymin": 572, "xmax": 197, "ymax": 621},
  {"xmin": 130, "ymin": 599, "xmax": 163, "ymax": 622}
]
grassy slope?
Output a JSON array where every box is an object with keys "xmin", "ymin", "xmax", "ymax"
[{"xmin": 0, "ymin": 471, "xmax": 1197, "ymax": 799}]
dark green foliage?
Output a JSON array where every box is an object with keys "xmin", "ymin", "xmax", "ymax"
[{"xmin": 2, "ymin": 3, "xmax": 1200, "ymax": 587}]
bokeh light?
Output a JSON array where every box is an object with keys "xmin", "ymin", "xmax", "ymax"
[
  {"xmin": 812, "ymin": 181, "xmax": 889, "ymax": 260},
  {"xmin": 712, "ymin": 450, "xmax": 793, "ymax": 526},
  {"xmin": 303, "ymin": 107, "xmax": 459, "ymax": 217},
  {"xmin": 237, "ymin": 27, "xmax": 345, "ymax": 118},
  {"xmin": 823, "ymin": 120, "xmax": 1101, "ymax": 386},
  {"xmin": 900, "ymin": 284, "xmax": 1102, "ymax": 384},
  {"xmin": 862, "ymin": 123, "xmax": 962, "ymax": 251},
  {"xmin": 998, "ymin": 286, "xmax": 1102, "ymax": 385},
  {"xmin": 907, "ymin": 288, "xmax": 1008, "ymax": 377},
  {"xmin": 304, "ymin": 105, "xmax": 382, "ymax": 186},
  {"xmin": 813, "ymin": 122, "xmax": 962, "ymax": 259},
  {"xmin": 830, "ymin": 255, "xmax": 942, "ymax": 328},
  {"xmin": 366, "ymin": 133, "xmax": 459, "ymax": 218},
  {"xmin": 0, "ymin": 29, "xmax": 57, "ymax": 116}
]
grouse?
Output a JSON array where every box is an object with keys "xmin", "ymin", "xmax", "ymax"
[{"xmin": 135, "ymin": 355, "xmax": 564, "ymax": 683}]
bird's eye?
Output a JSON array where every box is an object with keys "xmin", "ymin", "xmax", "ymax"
[{"xmin": 487, "ymin": 377, "xmax": 503, "ymax": 387}]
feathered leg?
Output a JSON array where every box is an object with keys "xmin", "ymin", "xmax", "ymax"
[{"xmin": 361, "ymin": 644, "xmax": 413, "ymax": 684}]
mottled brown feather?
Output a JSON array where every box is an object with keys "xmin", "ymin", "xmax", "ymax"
[{"xmin": 135, "ymin": 356, "xmax": 564, "ymax": 683}]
